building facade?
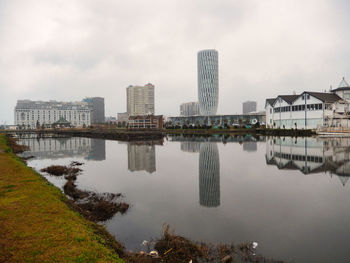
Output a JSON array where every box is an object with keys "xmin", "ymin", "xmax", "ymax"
[
  {"xmin": 127, "ymin": 83, "xmax": 155, "ymax": 116},
  {"xmin": 265, "ymin": 78, "xmax": 350, "ymax": 129},
  {"xmin": 82, "ymin": 97, "xmax": 105, "ymax": 124},
  {"xmin": 198, "ymin": 49, "xmax": 219, "ymax": 116},
  {"xmin": 128, "ymin": 115, "xmax": 163, "ymax": 129},
  {"xmin": 180, "ymin": 102, "xmax": 199, "ymax": 116},
  {"xmin": 243, "ymin": 101, "xmax": 257, "ymax": 114},
  {"xmin": 265, "ymin": 91, "xmax": 348, "ymax": 129},
  {"xmin": 168, "ymin": 113, "xmax": 266, "ymax": 127},
  {"xmin": 14, "ymin": 100, "xmax": 91, "ymax": 129}
]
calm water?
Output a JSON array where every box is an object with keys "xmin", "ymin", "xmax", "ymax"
[{"xmin": 19, "ymin": 134, "xmax": 350, "ymax": 263}]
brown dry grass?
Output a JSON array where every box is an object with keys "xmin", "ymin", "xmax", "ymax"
[{"xmin": 0, "ymin": 134, "xmax": 124, "ymax": 263}]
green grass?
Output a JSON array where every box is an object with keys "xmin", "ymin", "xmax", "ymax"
[{"xmin": 0, "ymin": 134, "xmax": 124, "ymax": 263}]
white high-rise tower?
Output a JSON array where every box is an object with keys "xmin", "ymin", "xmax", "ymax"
[{"xmin": 197, "ymin": 49, "xmax": 219, "ymax": 115}]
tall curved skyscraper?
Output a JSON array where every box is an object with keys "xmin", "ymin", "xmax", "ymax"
[{"xmin": 197, "ymin": 49, "xmax": 219, "ymax": 116}]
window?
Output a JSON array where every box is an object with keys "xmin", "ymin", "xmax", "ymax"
[{"xmin": 307, "ymin": 94, "xmax": 310, "ymax": 100}]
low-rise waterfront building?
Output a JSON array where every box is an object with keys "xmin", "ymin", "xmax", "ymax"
[
  {"xmin": 265, "ymin": 78, "xmax": 350, "ymax": 129},
  {"xmin": 128, "ymin": 115, "xmax": 163, "ymax": 129},
  {"xmin": 168, "ymin": 113, "xmax": 266, "ymax": 127},
  {"xmin": 14, "ymin": 100, "xmax": 92, "ymax": 129}
]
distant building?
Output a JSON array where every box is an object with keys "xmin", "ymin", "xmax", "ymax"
[
  {"xmin": 105, "ymin": 116, "xmax": 117, "ymax": 123},
  {"xmin": 14, "ymin": 100, "xmax": 91, "ymax": 129},
  {"xmin": 128, "ymin": 115, "xmax": 163, "ymax": 129},
  {"xmin": 180, "ymin": 102, "xmax": 199, "ymax": 116},
  {"xmin": 127, "ymin": 83, "xmax": 155, "ymax": 116},
  {"xmin": 243, "ymin": 101, "xmax": 257, "ymax": 114},
  {"xmin": 198, "ymin": 49, "xmax": 219, "ymax": 115},
  {"xmin": 117, "ymin": 112, "xmax": 129, "ymax": 123},
  {"xmin": 82, "ymin": 97, "xmax": 105, "ymax": 124}
]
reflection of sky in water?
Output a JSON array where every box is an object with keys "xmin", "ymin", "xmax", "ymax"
[{"xmin": 19, "ymin": 135, "xmax": 350, "ymax": 263}]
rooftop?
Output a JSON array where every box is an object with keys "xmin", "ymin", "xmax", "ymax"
[{"xmin": 331, "ymin": 77, "xmax": 350, "ymax": 92}]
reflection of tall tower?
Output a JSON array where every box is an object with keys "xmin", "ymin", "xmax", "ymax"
[
  {"xmin": 199, "ymin": 142, "xmax": 220, "ymax": 207},
  {"xmin": 127, "ymin": 144, "xmax": 156, "ymax": 173}
]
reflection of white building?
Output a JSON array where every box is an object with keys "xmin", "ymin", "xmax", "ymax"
[
  {"xmin": 199, "ymin": 142, "xmax": 220, "ymax": 207},
  {"xmin": 266, "ymin": 137, "xmax": 350, "ymax": 186},
  {"xmin": 19, "ymin": 137, "xmax": 105, "ymax": 160},
  {"xmin": 127, "ymin": 144, "xmax": 156, "ymax": 173}
]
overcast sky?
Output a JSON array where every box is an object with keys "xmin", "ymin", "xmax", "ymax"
[{"xmin": 1, "ymin": 0, "xmax": 350, "ymax": 124}]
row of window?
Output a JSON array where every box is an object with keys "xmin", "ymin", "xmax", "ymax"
[
  {"xmin": 273, "ymin": 103, "xmax": 323, "ymax": 113},
  {"xmin": 274, "ymin": 152, "xmax": 323, "ymax": 163}
]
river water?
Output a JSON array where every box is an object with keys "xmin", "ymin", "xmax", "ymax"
[{"xmin": 18, "ymin": 134, "xmax": 350, "ymax": 263}]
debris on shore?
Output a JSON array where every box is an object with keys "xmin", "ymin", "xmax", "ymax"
[
  {"xmin": 40, "ymin": 163, "xmax": 82, "ymax": 176},
  {"xmin": 5, "ymin": 135, "xmax": 29, "ymax": 154},
  {"xmin": 125, "ymin": 225, "xmax": 286, "ymax": 263}
]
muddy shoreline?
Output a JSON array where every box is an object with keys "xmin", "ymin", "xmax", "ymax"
[{"xmin": 3, "ymin": 127, "xmax": 315, "ymax": 141}]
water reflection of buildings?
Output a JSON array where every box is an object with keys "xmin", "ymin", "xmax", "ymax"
[
  {"xmin": 266, "ymin": 137, "xmax": 350, "ymax": 186},
  {"xmin": 199, "ymin": 142, "xmax": 220, "ymax": 207},
  {"xmin": 180, "ymin": 141, "xmax": 200, "ymax": 153},
  {"xmin": 19, "ymin": 137, "xmax": 106, "ymax": 160},
  {"xmin": 243, "ymin": 141, "xmax": 257, "ymax": 152},
  {"xmin": 173, "ymin": 135, "xmax": 265, "ymax": 208},
  {"xmin": 127, "ymin": 143, "xmax": 156, "ymax": 173},
  {"xmin": 126, "ymin": 140, "xmax": 163, "ymax": 174}
]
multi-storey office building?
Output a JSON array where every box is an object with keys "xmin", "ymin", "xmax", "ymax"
[
  {"xmin": 243, "ymin": 101, "xmax": 257, "ymax": 114},
  {"xmin": 126, "ymin": 83, "xmax": 155, "ymax": 116},
  {"xmin": 14, "ymin": 100, "xmax": 91, "ymax": 129},
  {"xmin": 82, "ymin": 97, "xmax": 105, "ymax": 124},
  {"xmin": 198, "ymin": 49, "xmax": 219, "ymax": 116},
  {"xmin": 180, "ymin": 102, "xmax": 199, "ymax": 116}
]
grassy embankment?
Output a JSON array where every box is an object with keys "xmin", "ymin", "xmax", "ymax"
[{"xmin": 0, "ymin": 134, "xmax": 124, "ymax": 263}]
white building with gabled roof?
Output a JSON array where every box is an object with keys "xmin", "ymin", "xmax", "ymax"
[{"xmin": 265, "ymin": 78, "xmax": 350, "ymax": 129}]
